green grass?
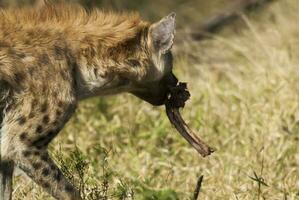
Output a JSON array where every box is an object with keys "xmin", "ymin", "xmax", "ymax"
[{"xmin": 12, "ymin": 0, "xmax": 299, "ymax": 199}]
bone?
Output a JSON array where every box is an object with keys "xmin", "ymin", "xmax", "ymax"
[
  {"xmin": 166, "ymin": 106, "xmax": 214, "ymax": 157},
  {"xmin": 165, "ymin": 82, "xmax": 215, "ymax": 157}
]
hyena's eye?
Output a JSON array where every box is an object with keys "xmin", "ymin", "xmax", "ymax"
[{"xmin": 126, "ymin": 59, "xmax": 141, "ymax": 68}]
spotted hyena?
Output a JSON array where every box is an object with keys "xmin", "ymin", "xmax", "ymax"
[{"xmin": 0, "ymin": 3, "xmax": 178, "ymax": 200}]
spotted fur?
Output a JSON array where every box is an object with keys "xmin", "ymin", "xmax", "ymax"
[{"xmin": 0, "ymin": 3, "xmax": 176, "ymax": 200}]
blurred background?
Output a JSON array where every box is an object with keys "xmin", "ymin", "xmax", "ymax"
[
  {"xmin": 1, "ymin": 0, "xmax": 298, "ymax": 199},
  {"xmin": 0, "ymin": 0, "xmax": 249, "ymax": 29},
  {"xmin": 0, "ymin": 0, "xmax": 227, "ymax": 20}
]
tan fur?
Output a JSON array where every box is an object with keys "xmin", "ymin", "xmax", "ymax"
[
  {"xmin": 0, "ymin": 3, "xmax": 175, "ymax": 200},
  {"xmin": 0, "ymin": 4, "xmax": 152, "ymax": 87}
]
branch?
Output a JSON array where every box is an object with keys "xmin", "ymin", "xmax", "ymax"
[{"xmin": 191, "ymin": 0, "xmax": 277, "ymax": 40}]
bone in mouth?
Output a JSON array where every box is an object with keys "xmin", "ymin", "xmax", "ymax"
[{"xmin": 165, "ymin": 82, "xmax": 215, "ymax": 157}]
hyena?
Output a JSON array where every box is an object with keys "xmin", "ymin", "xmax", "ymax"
[{"xmin": 0, "ymin": 3, "xmax": 178, "ymax": 200}]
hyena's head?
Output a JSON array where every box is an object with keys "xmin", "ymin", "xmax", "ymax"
[{"xmin": 129, "ymin": 13, "xmax": 178, "ymax": 106}]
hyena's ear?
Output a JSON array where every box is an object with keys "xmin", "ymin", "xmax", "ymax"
[{"xmin": 149, "ymin": 12, "xmax": 176, "ymax": 54}]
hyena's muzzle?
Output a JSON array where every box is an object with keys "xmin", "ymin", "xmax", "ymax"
[{"xmin": 131, "ymin": 72, "xmax": 178, "ymax": 106}]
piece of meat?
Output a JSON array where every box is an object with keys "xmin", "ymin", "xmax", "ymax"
[{"xmin": 165, "ymin": 82, "xmax": 215, "ymax": 157}]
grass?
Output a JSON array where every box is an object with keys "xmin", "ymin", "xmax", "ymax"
[{"xmin": 12, "ymin": 0, "xmax": 299, "ymax": 199}]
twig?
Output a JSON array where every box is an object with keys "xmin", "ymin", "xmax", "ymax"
[{"xmin": 193, "ymin": 175, "xmax": 204, "ymax": 200}]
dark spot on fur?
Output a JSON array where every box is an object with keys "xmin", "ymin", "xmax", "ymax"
[
  {"xmin": 42, "ymin": 115, "xmax": 50, "ymax": 124},
  {"xmin": 53, "ymin": 45, "xmax": 66, "ymax": 60},
  {"xmin": 65, "ymin": 184, "xmax": 74, "ymax": 192},
  {"xmin": 48, "ymin": 130, "xmax": 56, "ymax": 136},
  {"xmin": 42, "ymin": 85, "xmax": 47, "ymax": 93},
  {"xmin": 28, "ymin": 67, "xmax": 35, "ymax": 76},
  {"xmin": 39, "ymin": 54, "xmax": 50, "ymax": 65},
  {"xmin": 54, "ymin": 171, "xmax": 62, "ymax": 182},
  {"xmin": 53, "ymin": 91, "xmax": 58, "ymax": 98},
  {"xmin": 42, "ymin": 182, "xmax": 50, "ymax": 188},
  {"xmin": 53, "ymin": 120, "xmax": 59, "ymax": 125},
  {"xmin": 31, "ymin": 99, "xmax": 38, "ymax": 112},
  {"xmin": 33, "ymin": 150, "xmax": 40, "ymax": 156},
  {"xmin": 41, "ymin": 102, "xmax": 48, "ymax": 113},
  {"xmin": 70, "ymin": 62, "xmax": 79, "ymax": 86},
  {"xmin": 17, "ymin": 116, "xmax": 26, "ymax": 125},
  {"xmin": 32, "ymin": 162, "xmax": 42, "ymax": 170},
  {"xmin": 29, "ymin": 112, "xmax": 35, "ymax": 119},
  {"xmin": 3, "ymin": 31, "xmax": 9, "ymax": 37},
  {"xmin": 127, "ymin": 59, "xmax": 140, "ymax": 68},
  {"xmin": 27, "ymin": 30, "xmax": 35, "ymax": 37},
  {"xmin": 14, "ymin": 72, "xmax": 25, "ymax": 82},
  {"xmin": 22, "ymin": 150, "xmax": 31, "ymax": 157},
  {"xmin": 50, "ymin": 164, "xmax": 56, "ymax": 170},
  {"xmin": 19, "ymin": 132, "xmax": 27, "ymax": 141},
  {"xmin": 24, "ymin": 39, "xmax": 30, "ymax": 45},
  {"xmin": 41, "ymin": 154, "xmax": 48, "ymax": 161},
  {"xmin": 42, "ymin": 168, "xmax": 50, "ymax": 176},
  {"xmin": 57, "ymin": 101, "xmax": 64, "ymax": 108},
  {"xmin": 56, "ymin": 110, "xmax": 62, "ymax": 116},
  {"xmin": 36, "ymin": 125, "xmax": 43, "ymax": 134},
  {"xmin": 31, "ymin": 99, "xmax": 38, "ymax": 109},
  {"xmin": 93, "ymin": 68, "xmax": 98, "ymax": 76},
  {"xmin": 36, "ymin": 146, "xmax": 43, "ymax": 150}
]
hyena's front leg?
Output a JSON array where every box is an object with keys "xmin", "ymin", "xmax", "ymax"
[
  {"xmin": 16, "ymin": 148, "xmax": 81, "ymax": 200},
  {"xmin": 1, "ymin": 107, "xmax": 14, "ymax": 200},
  {"xmin": 1, "ymin": 95, "xmax": 81, "ymax": 200},
  {"xmin": 0, "ymin": 159, "xmax": 14, "ymax": 200}
]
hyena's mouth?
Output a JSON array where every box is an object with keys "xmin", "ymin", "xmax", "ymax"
[{"xmin": 165, "ymin": 81, "xmax": 215, "ymax": 157}]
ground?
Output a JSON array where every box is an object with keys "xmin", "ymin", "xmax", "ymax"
[{"xmin": 12, "ymin": 0, "xmax": 299, "ymax": 199}]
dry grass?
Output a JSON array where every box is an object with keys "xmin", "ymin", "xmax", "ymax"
[{"xmin": 12, "ymin": 0, "xmax": 299, "ymax": 199}]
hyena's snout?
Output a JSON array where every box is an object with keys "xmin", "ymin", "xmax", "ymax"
[{"xmin": 132, "ymin": 72, "xmax": 178, "ymax": 106}]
